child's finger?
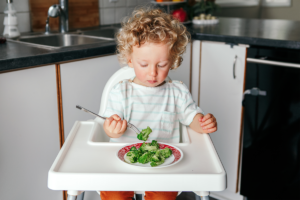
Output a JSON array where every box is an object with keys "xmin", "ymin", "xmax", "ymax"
[
  {"xmin": 205, "ymin": 127, "xmax": 217, "ymax": 133},
  {"xmin": 198, "ymin": 114, "xmax": 204, "ymax": 122},
  {"xmin": 111, "ymin": 114, "xmax": 121, "ymax": 121},
  {"xmin": 202, "ymin": 113, "xmax": 213, "ymax": 122},
  {"xmin": 201, "ymin": 118, "xmax": 215, "ymax": 127},
  {"xmin": 120, "ymin": 120, "xmax": 127, "ymax": 133},
  {"xmin": 105, "ymin": 117, "xmax": 114, "ymax": 126},
  {"xmin": 109, "ymin": 119, "xmax": 117, "ymax": 131},
  {"xmin": 113, "ymin": 120, "xmax": 122, "ymax": 134},
  {"xmin": 202, "ymin": 123, "xmax": 215, "ymax": 130}
]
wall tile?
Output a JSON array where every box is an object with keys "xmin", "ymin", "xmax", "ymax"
[
  {"xmin": 0, "ymin": 14, "xmax": 4, "ymax": 34},
  {"xmin": 0, "ymin": 1, "xmax": 6, "ymax": 13},
  {"xmin": 102, "ymin": 0, "xmax": 115, "ymax": 8},
  {"xmin": 127, "ymin": 0, "xmax": 137, "ymax": 7},
  {"xmin": 115, "ymin": 0, "xmax": 126, "ymax": 7},
  {"xmin": 99, "ymin": 0, "xmax": 104, "ymax": 8},
  {"xmin": 17, "ymin": 12, "xmax": 31, "ymax": 33},
  {"xmin": 14, "ymin": 0, "xmax": 30, "ymax": 12},
  {"xmin": 100, "ymin": 8, "xmax": 115, "ymax": 25},
  {"xmin": 115, "ymin": 7, "xmax": 127, "ymax": 23},
  {"xmin": 127, "ymin": 6, "xmax": 136, "ymax": 16},
  {"xmin": 137, "ymin": 0, "xmax": 151, "ymax": 6}
]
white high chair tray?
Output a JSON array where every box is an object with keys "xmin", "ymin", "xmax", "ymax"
[{"xmin": 48, "ymin": 120, "xmax": 226, "ymax": 192}]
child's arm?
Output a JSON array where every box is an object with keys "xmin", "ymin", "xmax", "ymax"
[
  {"xmin": 103, "ymin": 114, "xmax": 127, "ymax": 138},
  {"xmin": 189, "ymin": 113, "xmax": 217, "ymax": 134}
]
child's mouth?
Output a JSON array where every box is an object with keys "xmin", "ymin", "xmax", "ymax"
[{"xmin": 147, "ymin": 80, "xmax": 157, "ymax": 84}]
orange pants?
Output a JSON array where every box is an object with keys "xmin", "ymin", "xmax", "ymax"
[{"xmin": 100, "ymin": 191, "xmax": 178, "ymax": 200}]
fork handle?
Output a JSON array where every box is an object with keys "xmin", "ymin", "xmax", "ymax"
[
  {"xmin": 76, "ymin": 105, "xmax": 106, "ymax": 120},
  {"xmin": 76, "ymin": 105, "xmax": 133, "ymax": 127}
]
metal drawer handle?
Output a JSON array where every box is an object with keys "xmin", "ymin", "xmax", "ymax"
[
  {"xmin": 233, "ymin": 55, "xmax": 237, "ymax": 79},
  {"xmin": 247, "ymin": 58, "xmax": 300, "ymax": 69}
]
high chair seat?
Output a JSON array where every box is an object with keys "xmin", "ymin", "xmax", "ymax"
[{"xmin": 47, "ymin": 66, "xmax": 226, "ymax": 200}]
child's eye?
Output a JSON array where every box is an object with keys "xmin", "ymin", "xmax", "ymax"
[
  {"xmin": 158, "ymin": 64, "xmax": 167, "ymax": 68},
  {"xmin": 140, "ymin": 64, "xmax": 148, "ymax": 67}
]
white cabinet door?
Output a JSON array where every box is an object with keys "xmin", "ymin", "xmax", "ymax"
[
  {"xmin": 199, "ymin": 41, "xmax": 247, "ymax": 200},
  {"xmin": 60, "ymin": 55, "xmax": 121, "ymax": 200},
  {"xmin": 0, "ymin": 66, "xmax": 62, "ymax": 200},
  {"xmin": 168, "ymin": 43, "xmax": 191, "ymax": 90},
  {"xmin": 60, "ymin": 55, "xmax": 121, "ymax": 139}
]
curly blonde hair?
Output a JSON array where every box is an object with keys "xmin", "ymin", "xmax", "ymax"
[{"xmin": 116, "ymin": 7, "xmax": 190, "ymax": 70}]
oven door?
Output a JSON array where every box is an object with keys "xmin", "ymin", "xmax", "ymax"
[{"xmin": 241, "ymin": 47, "xmax": 300, "ymax": 200}]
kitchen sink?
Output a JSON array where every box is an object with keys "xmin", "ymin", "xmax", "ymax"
[
  {"xmin": 79, "ymin": 27, "xmax": 120, "ymax": 38},
  {"xmin": 8, "ymin": 33, "xmax": 114, "ymax": 49}
]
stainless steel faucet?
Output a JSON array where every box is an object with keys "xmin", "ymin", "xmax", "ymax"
[{"xmin": 45, "ymin": 0, "xmax": 69, "ymax": 33}]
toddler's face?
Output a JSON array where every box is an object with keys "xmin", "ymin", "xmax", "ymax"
[{"xmin": 128, "ymin": 42, "xmax": 171, "ymax": 87}]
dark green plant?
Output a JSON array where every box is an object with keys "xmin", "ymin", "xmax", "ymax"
[{"xmin": 192, "ymin": 0, "xmax": 219, "ymax": 17}]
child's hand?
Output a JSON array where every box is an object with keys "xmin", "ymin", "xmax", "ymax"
[
  {"xmin": 199, "ymin": 113, "xmax": 217, "ymax": 133},
  {"xmin": 103, "ymin": 114, "xmax": 127, "ymax": 138}
]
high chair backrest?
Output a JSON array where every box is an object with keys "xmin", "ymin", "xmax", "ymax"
[{"xmin": 98, "ymin": 66, "xmax": 171, "ymax": 116}]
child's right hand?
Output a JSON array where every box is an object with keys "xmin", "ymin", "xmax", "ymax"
[{"xmin": 103, "ymin": 114, "xmax": 127, "ymax": 138}]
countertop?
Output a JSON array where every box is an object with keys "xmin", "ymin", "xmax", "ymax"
[{"xmin": 1, "ymin": 17, "xmax": 300, "ymax": 73}]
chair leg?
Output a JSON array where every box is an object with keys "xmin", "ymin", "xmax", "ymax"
[
  {"xmin": 195, "ymin": 193, "xmax": 201, "ymax": 200},
  {"xmin": 67, "ymin": 192, "xmax": 85, "ymax": 200},
  {"xmin": 194, "ymin": 191, "xmax": 210, "ymax": 200},
  {"xmin": 67, "ymin": 195, "xmax": 77, "ymax": 200},
  {"xmin": 200, "ymin": 196, "xmax": 210, "ymax": 200},
  {"xmin": 77, "ymin": 191, "xmax": 85, "ymax": 200},
  {"xmin": 135, "ymin": 193, "xmax": 144, "ymax": 200}
]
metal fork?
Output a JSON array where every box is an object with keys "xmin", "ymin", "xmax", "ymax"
[{"xmin": 76, "ymin": 105, "xmax": 140, "ymax": 134}]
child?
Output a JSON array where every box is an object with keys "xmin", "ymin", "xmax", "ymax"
[{"xmin": 101, "ymin": 7, "xmax": 217, "ymax": 200}]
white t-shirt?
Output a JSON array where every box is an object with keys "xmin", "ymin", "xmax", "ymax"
[{"xmin": 103, "ymin": 78, "xmax": 204, "ymax": 143}]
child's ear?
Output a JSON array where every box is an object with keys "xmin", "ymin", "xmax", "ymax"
[{"xmin": 127, "ymin": 58, "xmax": 133, "ymax": 68}]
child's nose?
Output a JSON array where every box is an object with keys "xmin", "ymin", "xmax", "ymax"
[{"xmin": 149, "ymin": 66, "xmax": 157, "ymax": 76}]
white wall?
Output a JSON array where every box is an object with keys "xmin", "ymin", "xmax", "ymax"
[{"xmin": 0, "ymin": 0, "xmax": 31, "ymax": 35}]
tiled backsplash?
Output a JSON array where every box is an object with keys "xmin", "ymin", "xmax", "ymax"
[
  {"xmin": 99, "ymin": 0, "xmax": 152, "ymax": 24},
  {"xmin": 0, "ymin": 0, "xmax": 152, "ymax": 35}
]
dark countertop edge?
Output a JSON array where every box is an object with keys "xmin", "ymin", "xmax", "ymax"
[
  {"xmin": 191, "ymin": 34, "xmax": 300, "ymax": 50},
  {"xmin": 0, "ymin": 44, "xmax": 117, "ymax": 73},
  {"xmin": 2, "ymin": 33, "xmax": 300, "ymax": 73}
]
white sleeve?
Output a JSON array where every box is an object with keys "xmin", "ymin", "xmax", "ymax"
[
  {"xmin": 178, "ymin": 84, "xmax": 204, "ymax": 126},
  {"xmin": 102, "ymin": 84, "xmax": 124, "ymax": 119}
]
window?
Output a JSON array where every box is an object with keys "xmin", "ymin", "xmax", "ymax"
[
  {"xmin": 214, "ymin": 0, "xmax": 291, "ymax": 7},
  {"xmin": 262, "ymin": 0, "xmax": 291, "ymax": 7},
  {"xmin": 215, "ymin": 0, "xmax": 259, "ymax": 7}
]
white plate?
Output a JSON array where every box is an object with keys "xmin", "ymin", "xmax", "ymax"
[
  {"xmin": 192, "ymin": 19, "xmax": 219, "ymax": 25},
  {"xmin": 116, "ymin": 142, "xmax": 183, "ymax": 168}
]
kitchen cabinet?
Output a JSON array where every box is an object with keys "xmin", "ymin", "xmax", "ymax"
[
  {"xmin": 0, "ymin": 66, "xmax": 62, "ymax": 200},
  {"xmin": 198, "ymin": 41, "xmax": 247, "ymax": 200},
  {"xmin": 168, "ymin": 43, "xmax": 191, "ymax": 89},
  {"xmin": 60, "ymin": 55, "xmax": 121, "ymax": 138}
]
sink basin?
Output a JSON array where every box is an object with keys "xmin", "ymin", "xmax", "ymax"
[
  {"xmin": 8, "ymin": 33, "xmax": 114, "ymax": 49},
  {"xmin": 79, "ymin": 27, "xmax": 120, "ymax": 39}
]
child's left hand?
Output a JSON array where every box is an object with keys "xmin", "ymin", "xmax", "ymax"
[{"xmin": 199, "ymin": 113, "xmax": 217, "ymax": 133}]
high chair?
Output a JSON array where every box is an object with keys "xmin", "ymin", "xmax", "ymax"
[{"xmin": 48, "ymin": 66, "xmax": 226, "ymax": 200}]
